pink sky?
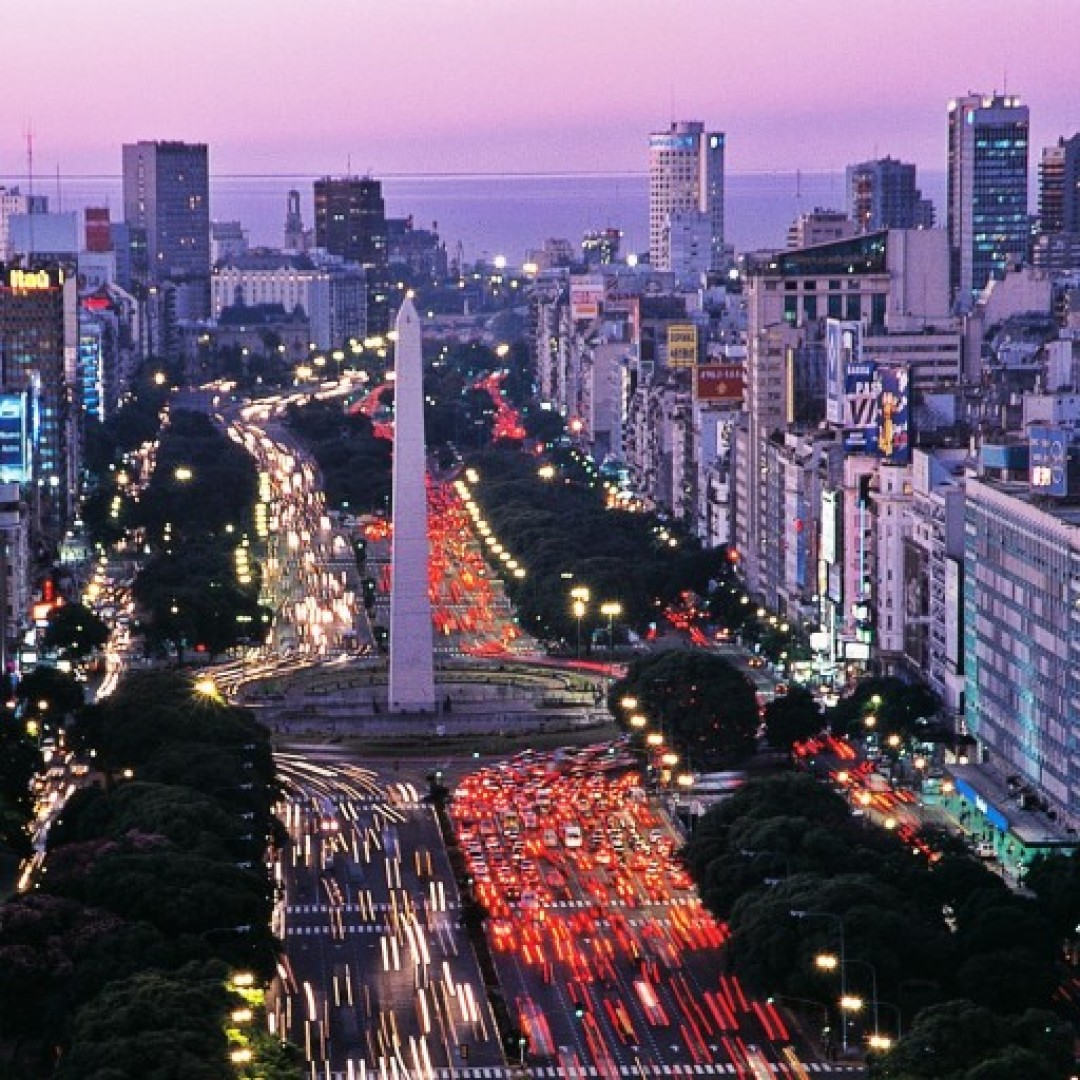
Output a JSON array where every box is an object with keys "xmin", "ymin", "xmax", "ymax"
[{"xmin": 2, "ymin": 0, "xmax": 1077, "ymax": 177}]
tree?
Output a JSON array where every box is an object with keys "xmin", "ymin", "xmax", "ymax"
[
  {"xmin": 54, "ymin": 963, "xmax": 235, "ymax": 1080},
  {"xmin": 42, "ymin": 602, "xmax": 110, "ymax": 664},
  {"xmin": 868, "ymin": 1001, "xmax": 1073, "ymax": 1080},
  {"xmin": 763, "ymin": 686, "xmax": 824, "ymax": 755},
  {"xmin": 16, "ymin": 665, "xmax": 86, "ymax": 720},
  {"xmin": 616, "ymin": 650, "xmax": 759, "ymax": 767}
]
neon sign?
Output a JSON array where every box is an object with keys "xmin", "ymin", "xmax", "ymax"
[{"xmin": 7, "ymin": 268, "xmax": 62, "ymax": 291}]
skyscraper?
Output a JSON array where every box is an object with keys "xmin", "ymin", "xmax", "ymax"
[
  {"xmin": 648, "ymin": 122, "xmax": 725, "ymax": 279},
  {"xmin": 314, "ymin": 176, "xmax": 388, "ymax": 331},
  {"xmin": 947, "ymin": 94, "xmax": 1030, "ymax": 304},
  {"xmin": 847, "ymin": 157, "xmax": 935, "ymax": 233},
  {"xmin": 122, "ymin": 141, "xmax": 211, "ymax": 317},
  {"xmin": 1038, "ymin": 134, "xmax": 1080, "ymax": 235},
  {"xmin": 314, "ymin": 176, "xmax": 387, "ymax": 266}
]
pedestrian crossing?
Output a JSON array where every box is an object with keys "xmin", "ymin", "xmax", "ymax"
[
  {"xmin": 321, "ymin": 1064, "xmax": 863, "ymax": 1078},
  {"xmin": 285, "ymin": 896, "xmax": 700, "ymax": 917}
]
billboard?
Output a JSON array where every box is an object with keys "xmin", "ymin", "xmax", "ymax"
[
  {"xmin": 842, "ymin": 359, "xmax": 878, "ymax": 452},
  {"xmin": 569, "ymin": 274, "xmax": 605, "ymax": 320},
  {"xmin": 0, "ymin": 393, "xmax": 29, "ymax": 483},
  {"xmin": 826, "ymin": 319, "xmax": 861, "ymax": 425},
  {"xmin": 667, "ymin": 323, "xmax": 698, "ymax": 368},
  {"xmin": 874, "ymin": 365, "xmax": 911, "ymax": 465},
  {"xmin": 694, "ymin": 362, "xmax": 744, "ymax": 402},
  {"xmin": 1029, "ymin": 425, "xmax": 1069, "ymax": 496}
]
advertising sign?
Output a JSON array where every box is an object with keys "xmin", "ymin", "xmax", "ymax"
[
  {"xmin": 667, "ymin": 323, "xmax": 698, "ymax": 368},
  {"xmin": 826, "ymin": 319, "xmax": 860, "ymax": 425},
  {"xmin": 694, "ymin": 362, "xmax": 744, "ymax": 403},
  {"xmin": 874, "ymin": 365, "xmax": 911, "ymax": 465},
  {"xmin": 0, "ymin": 394, "xmax": 29, "ymax": 483},
  {"xmin": 1029, "ymin": 425, "xmax": 1069, "ymax": 496},
  {"xmin": 569, "ymin": 274, "xmax": 605, "ymax": 321},
  {"xmin": 842, "ymin": 360, "xmax": 878, "ymax": 452}
]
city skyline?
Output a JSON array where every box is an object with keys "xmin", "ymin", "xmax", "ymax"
[{"xmin": 2, "ymin": 1, "xmax": 1078, "ymax": 180}]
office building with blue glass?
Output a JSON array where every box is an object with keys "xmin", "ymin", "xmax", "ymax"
[{"xmin": 947, "ymin": 94, "xmax": 1029, "ymax": 305}]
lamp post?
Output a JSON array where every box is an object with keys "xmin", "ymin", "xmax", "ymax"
[
  {"xmin": 816, "ymin": 953, "xmax": 879, "ymax": 1041},
  {"xmin": 600, "ymin": 600, "xmax": 621, "ymax": 683},
  {"xmin": 791, "ymin": 909, "xmax": 847, "ymax": 1051},
  {"xmin": 570, "ymin": 586, "xmax": 590, "ymax": 658}
]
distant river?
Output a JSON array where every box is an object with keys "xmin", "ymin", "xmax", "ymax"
[{"xmin": 1, "ymin": 169, "xmax": 946, "ymax": 267}]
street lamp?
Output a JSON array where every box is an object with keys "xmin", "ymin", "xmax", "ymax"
[
  {"xmin": 570, "ymin": 586, "xmax": 590, "ymax": 658},
  {"xmin": 600, "ymin": 600, "xmax": 621, "ymax": 681},
  {"xmin": 818, "ymin": 954, "xmax": 880, "ymax": 1040},
  {"xmin": 791, "ymin": 910, "xmax": 848, "ymax": 1051}
]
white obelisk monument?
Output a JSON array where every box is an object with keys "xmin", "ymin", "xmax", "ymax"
[{"xmin": 388, "ymin": 295, "xmax": 436, "ymax": 712}]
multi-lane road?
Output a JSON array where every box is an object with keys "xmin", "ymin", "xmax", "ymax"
[
  {"xmin": 269, "ymin": 745, "xmax": 865, "ymax": 1080},
  {"xmin": 272, "ymin": 751, "xmax": 503, "ymax": 1080}
]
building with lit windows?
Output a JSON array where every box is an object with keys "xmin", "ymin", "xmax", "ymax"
[
  {"xmin": 314, "ymin": 175, "xmax": 388, "ymax": 332},
  {"xmin": 648, "ymin": 122, "xmax": 725, "ymax": 277},
  {"xmin": 1038, "ymin": 133, "xmax": 1080, "ymax": 235},
  {"xmin": 122, "ymin": 141, "xmax": 211, "ymax": 320},
  {"xmin": 963, "ymin": 474, "xmax": 1080, "ymax": 837},
  {"xmin": 847, "ymin": 157, "xmax": 935, "ymax": 234},
  {"xmin": 947, "ymin": 94, "xmax": 1029, "ymax": 305},
  {"xmin": 0, "ymin": 261, "xmax": 80, "ymax": 535}
]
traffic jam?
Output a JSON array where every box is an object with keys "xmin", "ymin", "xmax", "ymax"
[{"xmin": 450, "ymin": 743, "xmax": 817, "ymax": 1079}]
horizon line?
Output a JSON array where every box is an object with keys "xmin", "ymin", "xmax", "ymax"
[{"xmin": 0, "ymin": 165, "xmax": 947, "ymax": 183}]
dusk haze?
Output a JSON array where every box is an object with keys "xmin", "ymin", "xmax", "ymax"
[
  {"xmin": 3, "ymin": 3, "xmax": 1080, "ymax": 1079},
  {"xmin": 3, "ymin": 0, "xmax": 1078, "ymax": 176}
]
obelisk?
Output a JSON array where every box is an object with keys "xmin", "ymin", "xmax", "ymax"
[{"xmin": 388, "ymin": 295, "xmax": 436, "ymax": 712}]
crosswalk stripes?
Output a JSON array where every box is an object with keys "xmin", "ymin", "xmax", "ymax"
[
  {"xmin": 284, "ymin": 896, "xmax": 700, "ymax": 917},
  {"xmin": 321, "ymin": 1063, "xmax": 865, "ymax": 1078}
]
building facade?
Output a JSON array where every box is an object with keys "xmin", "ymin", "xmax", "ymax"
[
  {"xmin": 122, "ymin": 141, "xmax": 211, "ymax": 318},
  {"xmin": 947, "ymin": 94, "xmax": 1030, "ymax": 305},
  {"xmin": 648, "ymin": 122, "xmax": 725, "ymax": 276},
  {"xmin": 847, "ymin": 157, "xmax": 935, "ymax": 233},
  {"xmin": 963, "ymin": 476, "xmax": 1080, "ymax": 833}
]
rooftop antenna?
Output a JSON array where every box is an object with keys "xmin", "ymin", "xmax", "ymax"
[
  {"xmin": 24, "ymin": 122, "xmax": 35, "ymax": 255},
  {"xmin": 55, "ymin": 163, "xmax": 62, "ymax": 211},
  {"xmin": 24, "ymin": 121, "xmax": 34, "ymax": 196},
  {"xmin": 347, "ymin": 153, "xmax": 352, "ymax": 178}
]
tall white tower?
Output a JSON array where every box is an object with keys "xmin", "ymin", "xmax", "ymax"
[
  {"xmin": 648, "ymin": 121, "xmax": 725, "ymax": 278},
  {"xmin": 388, "ymin": 296, "xmax": 436, "ymax": 712}
]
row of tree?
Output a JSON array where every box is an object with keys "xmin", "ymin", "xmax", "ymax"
[
  {"xmin": 680, "ymin": 772, "xmax": 1077, "ymax": 1079},
  {"xmin": 129, "ymin": 409, "xmax": 271, "ymax": 661},
  {"xmin": 0, "ymin": 670, "xmax": 300, "ymax": 1078},
  {"xmin": 465, "ymin": 448, "xmax": 725, "ymax": 645}
]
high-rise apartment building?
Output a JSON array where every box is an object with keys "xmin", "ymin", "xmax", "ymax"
[
  {"xmin": 947, "ymin": 94, "xmax": 1030, "ymax": 305},
  {"xmin": 847, "ymin": 157, "xmax": 935, "ymax": 233},
  {"xmin": 314, "ymin": 176, "xmax": 387, "ymax": 266},
  {"xmin": 1038, "ymin": 134, "xmax": 1080, "ymax": 235},
  {"xmin": 122, "ymin": 140, "xmax": 211, "ymax": 317},
  {"xmin": 648, "ymin": 122, "xmax": 725, "ymax": 279},
  {"xmin": 314, "ymin": 176, "xmax": 388, "ymax": 331}
]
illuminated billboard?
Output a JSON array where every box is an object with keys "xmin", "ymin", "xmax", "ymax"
[
  {"xmin": 1029, "ymin": 425, "xmax": 1069, "ymax": 496},
  {"xmin": 842, "ymin": 360, "xmax": 878, "ymax": 452},
  {"xmin": 667, "ymin": 323, "xmax": 698, "ymax": 368},
  {"xmin": 0, "ymin": 393, "xmax": 29, "ymax": 483},
  {"xmin": 874, "ymin": 365, "xmax": 911, "ymax": 465},
  {"xmin": 694, "ymin": 362, "xmax": 744, "ymax": 402}
]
